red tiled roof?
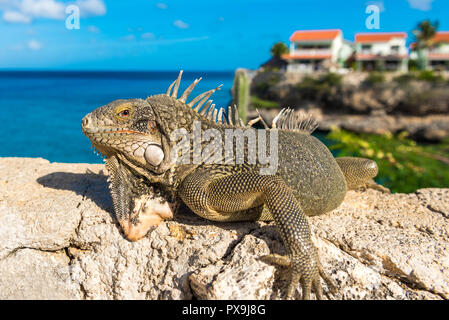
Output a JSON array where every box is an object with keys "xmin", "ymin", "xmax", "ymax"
[
  {"xmin": 434, "ymin": 31, "xmax": 449, "ymax": 43},
  {"xmin": 355, "ymin": 32, "xmax": 407, "ymax": 43},
  {"xmin": 289, "ymin": 29, "xmax": 341, "ymax": 42},
  {"xmin": 281, "ymin": 54, "xmax": 332, "ymax": 60}
]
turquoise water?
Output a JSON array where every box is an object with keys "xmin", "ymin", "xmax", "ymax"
[{"xmin": 0, "ymin": 71, "xmax": 234, "ymax": 163}]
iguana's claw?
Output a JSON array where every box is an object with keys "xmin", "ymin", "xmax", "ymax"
[
  {"xmin": 261, "ymin": 251, "xmax": 335, "ymax": 300},
  {"xmin": 318, "ymin": 260, "xmax": 338, "ymax": 295}
]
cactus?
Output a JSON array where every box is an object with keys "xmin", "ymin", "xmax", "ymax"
[{"xmin": 231, "ymin": 68, "xmax": 250, "ymax": 123}]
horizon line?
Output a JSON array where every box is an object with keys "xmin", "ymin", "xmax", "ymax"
[{"xmin": 0, "ymin": 68, "xmax": 237, "ymax": 73}]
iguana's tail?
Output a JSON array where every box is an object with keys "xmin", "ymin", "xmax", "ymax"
[{"xmin": 335, "ymin": 157, "xmax": 390, "ymax": 193}]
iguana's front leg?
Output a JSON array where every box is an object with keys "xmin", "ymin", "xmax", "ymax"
[
  {"xmin": 178, "ymin": 167, "xmax": 335, "ymax": 299},
  {"xmin": 106, "ymin": 156, "xmax": 177, "ymax": 241}
]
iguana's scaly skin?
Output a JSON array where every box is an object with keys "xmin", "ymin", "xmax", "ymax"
[{"xmin": 81, "ymin": 71, "xmax": 388, "ymax": 299}]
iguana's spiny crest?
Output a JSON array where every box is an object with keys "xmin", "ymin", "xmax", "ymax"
[
  {"xmin": 272, "ymin": 108, "xmax": 319, "ymax": 133},
  {"xmin": 146, "ymin": 70, "xmax": 245, "ymax": 127}
]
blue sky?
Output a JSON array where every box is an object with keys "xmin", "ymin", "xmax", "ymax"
[{"xmin": 0, "ymin": 0, "xmax": 448, "ymax": 70}]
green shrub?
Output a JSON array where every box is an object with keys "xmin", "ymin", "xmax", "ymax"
[
  {"xmin": 394, "ymin": 73, "xmax": 417, "ymax": 84},
  {"xmin": 252, "ymin": 73, "xmax": 281, "ymax": 98},
  {"xmin": 326, "ymin": 128, "xmax": 449, "ymax": 193},
  {"xmin": 418, "ymin": 70, "xmax": 444, "ymax": 83},
  {"xmin": 250, "ymin": 96, "xmax": 278, "ymax": 109},
  {"xmin": 408, "ymin": 59, "xmax": 420, "ymax": 71},
  {"xmin": 365, "ymin": 72, "xmax": 385, "ymax": 85},
  {"xmin": 295, "ymin": 73, "xmax": 342, "ymax": 100},
  {"xmin": 319, "ymin": 73, "xmax": 343, "ymax": 86}
]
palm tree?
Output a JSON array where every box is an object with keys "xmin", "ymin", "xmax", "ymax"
[
  {"xmin": 270, "ymin": 42, "xmax": 289, "ymax": 58},
  {"xmin": 413, "ymin": 20, "xmax": 439, "ymax": 70},
  {"xmin": 260, "ymin": 42, "xmax": 289, "ymax": 71}
]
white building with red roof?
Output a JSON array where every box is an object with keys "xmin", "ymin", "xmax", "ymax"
[
  {"xmin": 354, "ymin": 32, "xmax": 408, "ymax": 72},
  {"xmin": 410, "ymin": 31, "xmax": 449, "ymax": 70},
  {"xmin": 282, "ymin": 29, "xmax": 353, "ymax": 72}
]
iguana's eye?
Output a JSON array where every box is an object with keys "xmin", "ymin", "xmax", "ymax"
[{"xmin": 118, "ymin": 109, "xmax": 130, "ymax": 117}]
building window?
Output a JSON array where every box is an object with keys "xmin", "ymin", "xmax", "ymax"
[
  {"xmin": 391, "ymin": 45, "xmax": 400, "ymax": 54},
  {"xmin": 296, "ymin": 44, "xmax": 331, "ymax": 50},
  {"xmin": 361, "ymin": 44, "xmax": 371, "ymax": 53}
]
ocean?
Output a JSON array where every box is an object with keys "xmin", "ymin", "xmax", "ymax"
[{"xmin": 0, "ymin": 71, "xmax": 234, "ymax": 163}]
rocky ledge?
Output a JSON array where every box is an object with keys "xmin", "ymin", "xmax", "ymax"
[{"xmin": 0, "ymin": 157, "xmax": 448, "ymax": 300}]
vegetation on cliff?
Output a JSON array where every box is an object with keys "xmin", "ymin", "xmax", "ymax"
[{"xmin": 327, "ymin": 129, "xmax": 449, "ymax": 193}]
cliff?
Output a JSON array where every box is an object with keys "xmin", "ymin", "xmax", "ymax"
[
  {"xmin": 250, "ymin": 71, "xmax": 449, "ymax": 141},
  {"xmin": 0, "ymin": 157, "xmax": 448, "ymax": 299}
]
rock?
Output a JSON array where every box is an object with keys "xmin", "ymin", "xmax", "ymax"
[
  {"xmin": 318, "ymin": 114, "xmax": 449, "ymax": 142},
  {"xmin": 0, "ymin": 157, "xmax": 448, "ymax": 300}
]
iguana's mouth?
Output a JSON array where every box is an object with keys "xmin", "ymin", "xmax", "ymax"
[
  {"xmin": 82, "ymin": 127, "xmax": 142, "ymax": 135},
  {"xmin": 82, "ymin": 112, "xmax": 144, "ymax": 137},
  {"xmin": 82, "ymin": 121, "xmax": 148, "ymax": 159}
]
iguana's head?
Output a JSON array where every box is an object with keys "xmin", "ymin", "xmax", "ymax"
[
  {"xmin": 82, "ymin": 71, "xmax": 230, "ymax": 177},
  {"xmin": 81, "ymin": 97, "xmax": 166, "ymax": 170},
  {"xmin": 82, "ymin": 71, "xmax": 228, "ymax": 179}
]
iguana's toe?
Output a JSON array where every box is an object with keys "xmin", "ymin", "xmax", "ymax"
[
  {"xmin": 261, "ymin": 251, "xmax": 332, "ymax": 300},
  {"xmin": 259, "ymin": 253, "xmax": 291, "ymax": 266}
]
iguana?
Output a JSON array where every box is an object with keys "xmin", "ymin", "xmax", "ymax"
[{"xmin": 81, "ymin": 71, "xmax": 388, "ymax": 299}]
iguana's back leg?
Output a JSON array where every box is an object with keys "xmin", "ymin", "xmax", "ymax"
[
  {"xmin": 178, "ymin": 166, "xmax": 336, "ymax": 299},
  {"xmin": 335, "ymin": 156, "xmax": 390, "ymax": 193}
]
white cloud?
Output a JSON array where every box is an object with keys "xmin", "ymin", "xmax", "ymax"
[
  {"xmin": 28, "ymin": 39, "xmax": 42, "ymax": 50},
  {"xmin": 21, "ymin": 0, "xmax": 65, "ymax": 19},
  {"xmin": 154, "ymin": 36, "xmax": 209, "ymax": 45},
  {"xmin": 77, "ymin": 0, "xmax": 106, "ymax": 17},
  {"xmin": 156, "ymin": 2, "xmax": 167, "ymax": 9},
  {"xmin": 173, "ymin": 19, "xmax": 189, "ymax": 29},
  {"xmin": 3, "ymin": 10, "xmax": 31, "ymax": 23},
  {"xmin": 87, "ymin": 25, "xmax": 100, "ymax": 33},
  {"xmin": 141, "ymin": 32, "xmax": 155, "ymax": 39},
  {"xmin": 121, "ymin": 34, "xmax": 135, "ymax": 41},
  {"xmin": 407, "ymin": 0, "xmax": 434, "ymax": 11},
  {"xmin": 0, "ymin": 0, "xmax": 106, "ymax": 23}
]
